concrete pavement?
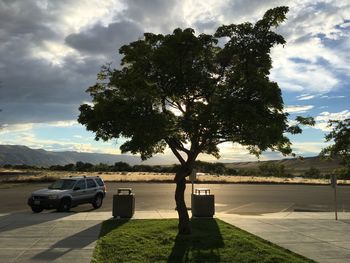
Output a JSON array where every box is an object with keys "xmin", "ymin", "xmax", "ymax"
[
  {"xmin": 219, "ymin": 212, "xmax": 350, "ymax": 263},
  {"xmin": 1, "ymin": 211, "xmax": 350, "ymax": 262}
]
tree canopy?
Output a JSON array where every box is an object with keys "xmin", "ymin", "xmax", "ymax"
[
  {"xmin": 321, "ymin": 118, "xmax": 350, "ymax": 168},
  {"xmin": 79, "ymin": 6, "xmax": 306, "ymax": 165}
]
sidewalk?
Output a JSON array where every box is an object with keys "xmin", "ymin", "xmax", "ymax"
[
  {"xmin": 1, "ymin": 211, "xmax": 350, "ymax": 262},
  {"xmin": 218, "ymin": 212, "xmax": 350, "ymax": 263}
]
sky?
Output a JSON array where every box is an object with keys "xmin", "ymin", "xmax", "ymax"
[{"xmin": 0, "ymin": 0, "xmax": 349, "ymax": 164}]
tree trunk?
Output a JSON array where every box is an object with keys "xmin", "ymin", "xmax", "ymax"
[{"xmin": 175, "ymin": 168, "xmax": 191, "ymax": 235}]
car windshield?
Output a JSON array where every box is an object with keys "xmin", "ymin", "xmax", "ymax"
[{"xmin": 48, "ymin": 179, "xmax": 76, "ymax": 190}]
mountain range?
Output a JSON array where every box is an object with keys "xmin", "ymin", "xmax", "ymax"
[
  {"xmin": 0, "ymin": 145, "xmax": 343, "ymax": 172},
  {"xmin": 0, "ymin": 145, "xmax": 154, "ymax": 166}
]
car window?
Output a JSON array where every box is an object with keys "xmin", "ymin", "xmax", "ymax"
[
  {"xmin": 87, "ymin": 179, "xmax": 97, "ymax": 188},
  {"xmin": 75, "ymin": 179, "xmax": 86, "ymax": 190},
  {"xmin": 95, "ymin": 178, "xmax": 104, "ymax": 186},
  {"xmin": 48, "ymin": 179, "xmax": 76, "ymax": 190}
]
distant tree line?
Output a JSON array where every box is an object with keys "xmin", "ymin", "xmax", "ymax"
[
  {"xmin": 2, "ymin": 161, "xmax": 349, "ymax": 179},
  {"xmin": 1, "ymin": 161, "xmax": 238, "ymax": 175},
  {"xmin": 48, "ymin": 161, "xmax": 239, "ymax": 175}
]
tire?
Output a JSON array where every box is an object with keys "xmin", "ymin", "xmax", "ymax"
[
  {"xmin": 57, "ymin": 198, "xmax": 71, "ymax": 212},
  {"xmin": 92, "ymin": 194, "xmax": 103, "ymax": 209},
  {"xmin": 31, "ymin": 206, "xmax": 43, "ymax": 213}
]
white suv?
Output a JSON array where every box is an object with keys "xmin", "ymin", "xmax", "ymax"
[{"xmin": 27, "ymin": 176, "xmax": 106, "ymax": 213}]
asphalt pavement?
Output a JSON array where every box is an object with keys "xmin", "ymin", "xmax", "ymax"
[{"xmin": 1, "ymin": 182, "xmax": 350, "ymax": 214}]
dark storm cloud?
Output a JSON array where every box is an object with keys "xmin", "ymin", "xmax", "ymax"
[
  {"xmin": 0, "ymin": 102, "xmax": 79, "ymax": 124},
  {"xmin": 123, "ymin": 0, "xmax": 177, "ymax": 22},
  {"xmin": 65, "ymin": 21, "xmax": 143, "ymax": 55},
  {"xmin": 0, "ymin": 0, "xmax": 184, "ymax": 125},
  {"xmin": 0, "ymin": 0, "xmax": 108, "ymax": 124},
  {"xmin": 65, "ymin": 0, "xmax": 182, "ymax": 57},
  {"xmin": 193, "ymin": 20, "xmax": 220, "ymax": 33},
  {"xmin": 0, "ymin": 0, "xmax": 57, "ymax": 41},
  {"xmin": 121, "ymin": 0, "xmax": 185, "ymax": 32}
]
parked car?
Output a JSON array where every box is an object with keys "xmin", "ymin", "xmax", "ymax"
[{"xmin": 27, "ymin": 176, "xmax": 106, "ymax": 213}]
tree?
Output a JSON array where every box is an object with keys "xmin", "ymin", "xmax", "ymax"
[
  {"xmin": 321, "ymin": 118, "xmax": 350, "ymax": 170},
  {"xmin": 79, "ymin": 6, "xmax": 309, "ymax": 234},
  {"xmin": 258, "ymin": 162, "xmax": 285, "ymax": 177}
]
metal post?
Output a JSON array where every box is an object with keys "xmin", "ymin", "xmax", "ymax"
[
  {"xmin": 191, "ymin": 179, "xmax": 194, "ymax": 195},
  {"xmin": 190, "ymin": 170, "xmax": 196, "ymax": 195},
  {"xmin": 331, "ymin": 174, "xmax": 338, "ymax": 220},
  {"xmin": 334, "ymin": 183, "xmax": 338, "ymax": 221}
]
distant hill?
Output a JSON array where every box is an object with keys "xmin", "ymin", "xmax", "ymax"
[
  {"xmin": 0, "ymin": 145, "xmax": 148, "ymax": 167},
  {"xmin": 0, "ymin": 145, "xmax": 343, "ymax": 173},
  {"xmin": 225, "ymin": 156, "xmax": 342, "ymax": 174}
]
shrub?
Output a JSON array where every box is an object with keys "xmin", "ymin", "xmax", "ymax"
[
  {"xmin": 303, "ymin": 167, "xmax": 321, "ymax": 178},
  {"xmin": 332, "ymin": 168, "xmax": 350, "ymax": 180}
]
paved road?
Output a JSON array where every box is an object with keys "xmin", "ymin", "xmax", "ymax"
[{"xmin": 1, "ymin": 182, "xmax": 350, "ymax": 214}]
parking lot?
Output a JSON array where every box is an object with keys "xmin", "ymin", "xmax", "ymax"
[{"xmin": 1, "ymin": 182, "xmax": 350, "ymax": 215}]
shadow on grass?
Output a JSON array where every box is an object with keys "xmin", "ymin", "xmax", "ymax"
[{"xmin": 168, "ymin": 218, "xmax": 224, "ymax": 263}]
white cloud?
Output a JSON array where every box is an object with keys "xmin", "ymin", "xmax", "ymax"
[
  {"xmin": 47, "ymin": 120, "xmax": 78, "ymax": 127},
  {"xmin": 296, "ymin": 94, "xmax": 316, "ymax": 101},
  {"xmin": 284, "ymin": 105, "xmax": 314, "ymax": 113},
  {"xmin": 0, "ymin": 120, "xmax": 78, "ymax": 133},
  {"xmin": 320, "ymin": 95, "xmax": 346, "ymax": 99},
  {"xmin": 313, "ymin": 110, "xmax": 350, "ymax": 131},
  {"xmin": 0, "ymin": 123, "xmax": 34, "ymax": 133},
  {"xmin": 271, "ymin": 46, "xmax": 339, "ymax": 94},
  {"xmin": 291, "ymin": 141, "xmax": 330, "ymax": 155}
]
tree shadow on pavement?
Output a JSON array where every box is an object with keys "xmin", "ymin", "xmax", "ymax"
[
  {"xmin": 0, "ymin": 211, "xmax": 71, "ymax": 234},
  {"xmin": 167, "ymin": 218, "xmax": 224, "ymax": 263},
  {"xmin": 31, "ymin": 218, "xmax": 129, "ymax": 262}
]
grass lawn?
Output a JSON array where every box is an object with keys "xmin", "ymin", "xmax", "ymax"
[{"xmin": 92, "ymin": 218, "xmax": 314, "ymax": 263}]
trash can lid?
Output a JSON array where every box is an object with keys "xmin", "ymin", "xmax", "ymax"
[
  {"xmin": 117, "ymin": 188, "xmax": 133, "ymax": 194},
  {"xmin": 195, "ymin": 188, "xmax": 210, "ymax": 195}
]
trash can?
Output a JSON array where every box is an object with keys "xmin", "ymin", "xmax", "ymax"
[
  {"xmin": 113, "ymin": 188, "xmax": 135, "ymax": 218},
  {"xmin": 191, "ymin": 188, "xmax": 215, "ymax": 217}
]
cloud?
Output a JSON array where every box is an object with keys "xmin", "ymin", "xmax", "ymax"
[
  {"xmin": 320, "ymin": 95, "xmax": 346, "ymax": 99},
  {"xmin": 0, "ymin": 121, "xmax": 78, "ymax": 135},
  {"xmin": 291, "ymin": 141, "xmax": 330, "ymax": 155},
  {"xmin": 47, "ymin": 120, "xmax": 78, "ymax": 127},
  {"xmin": 121, "ymin": 0, "xmax": 184, "ymax": 32},
  {"xmin": 284, "ymin": 105, "xmax": 314, "ymax": 113},
  {"xmin": 0, "ymin": 123, "xmax": 34, "ymax": 134},
  {"xmin": 313, "ymin": 110, "xmax": 350, "ymax": 131},
  {"xmin": 65, "ymin": 21, "xmax": 143, "ymax": 55},
  {"xmin": 271, "ymin": 49, "xmax": 339, "ymax": 93},
  {"xmin": 296, "ymin": 94, "xmax": 316, "ymax": 101}
]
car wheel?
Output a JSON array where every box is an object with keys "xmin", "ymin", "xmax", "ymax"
[
  {"xmin": 31, "ymin": 206, "xmax": 43, "ymax": 213},
  {"xmin": 92, "ymin": 194, "xmax": 103, "ymax": 209},
  {"xmin": 57, "ymin": 198, "xmax": 71, "ymax": 212}
]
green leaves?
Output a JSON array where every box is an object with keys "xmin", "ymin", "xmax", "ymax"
[
  {"xmin": 78, "ymin": 6, "xmax": 296, "ymax": 164},
  {"xmin": 262, "ymin": 6, "xmax": 289, "ymax": 28},
  {"xmin": 321, "ymin": 118, "xmax": 350, "ymax": 167}
]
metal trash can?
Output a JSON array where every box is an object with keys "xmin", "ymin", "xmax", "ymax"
[
  {"xmin": 191, "ymin": 188, "xmax": 215, "ymax": 217},
  {"xmin": 113, "ymin": 188, "xmax": 135, "ymax": 218}
]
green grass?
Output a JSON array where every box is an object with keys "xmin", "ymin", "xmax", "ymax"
[{"xmin": 92, "ymin": 219, "xmax": 314, "ymax": 263}]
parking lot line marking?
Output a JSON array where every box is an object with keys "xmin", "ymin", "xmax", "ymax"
[{"xmin": 221, "ymin": 203, "xmax": 253, "ymax": 214}]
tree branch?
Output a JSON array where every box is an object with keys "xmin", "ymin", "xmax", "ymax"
[{"xmin": 165, "ymin": 139, "xmax": 186, "ymax": 165}]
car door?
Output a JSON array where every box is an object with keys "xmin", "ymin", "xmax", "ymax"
[
  {"xmin": 71, "ymin": 179, "xmax": 87, "ymax": 205},
  {"xmin": 85, "ymin": 178, "xmax": 98, "ymax": 201}
]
